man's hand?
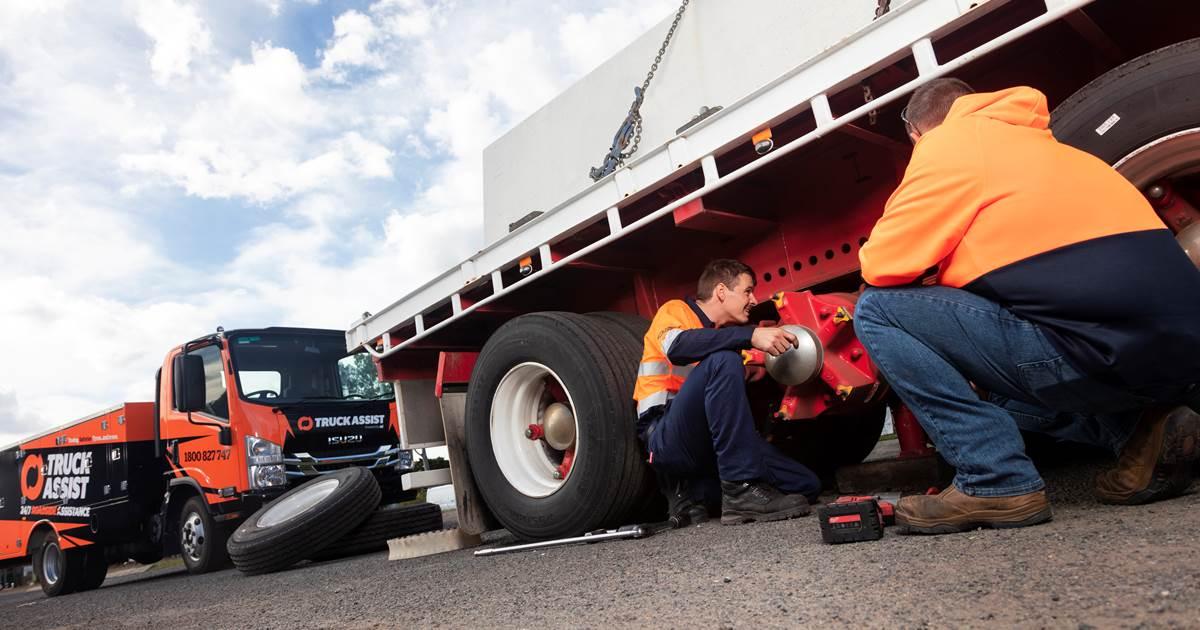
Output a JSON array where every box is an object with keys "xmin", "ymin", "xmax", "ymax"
[{"xmin": 751, "ymin": 327, "xmax": 798, "ymax": 357}]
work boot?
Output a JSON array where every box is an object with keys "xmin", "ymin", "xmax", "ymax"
[
  {"xmin": 1095, "ymin": 405, "xmax": 1200, "ymax": 505},
  {"xmin": 719, "ymin": 480, "xmax": 811, "ymax": 525},
  {"xmin": 895, "ymin": 485, "xmax": 1052, "ymax": 535},
  {"xmin": 655, "ymin": 469, "xmax": 709, "ymax": 527}
]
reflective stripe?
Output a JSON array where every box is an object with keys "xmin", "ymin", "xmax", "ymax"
[
  {"xmin": 636, "ymin": 390, "xmax": 670, "ymax": 415},
  {"xmin": 637, "ymin": 361, "xmax": 671, "ymax": 377},
  {"xmin": 672, "ymin": 365, "xmax": 694, "ymax": 379},
  {"xmin": 661, "ymin": 329, "xmax": 683, "ymax": 355}
]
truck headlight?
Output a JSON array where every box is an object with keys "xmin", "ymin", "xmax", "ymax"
[
  {"xmin": 246, "ymin": 436, "xmax": 283, "ymax": 466},
  {"xmin": 250, "ymin": 464, "xmax": 287, "ymax": 489}
]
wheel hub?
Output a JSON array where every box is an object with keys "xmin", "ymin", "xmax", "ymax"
[
  {"xmin": 181, "ymin": 513, "xmax": 206, "ymax": 563},
  {"xmin": 541, "ymin": 402, "xmax": 576, "ymax": 451}
]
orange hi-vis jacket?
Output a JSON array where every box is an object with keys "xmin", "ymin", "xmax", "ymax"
[
  {"xmin": 633, "ymin": 300, "xmax": 701, "ymax": 417},
  {"xmin": 859, "ymin": 86, "xmax": 1200, "ymax": 393}
]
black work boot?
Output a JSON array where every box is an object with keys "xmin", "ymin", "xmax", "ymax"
[
  {"xmin": 655, "ymin": 469, "xmax": 709, "ymax": 527},
  {"xmin": 720, "ymin": 480, "xmax": 811, "ymax": 525}
]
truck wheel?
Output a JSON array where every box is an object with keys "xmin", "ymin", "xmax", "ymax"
[
  {"xmin": 227, "ymin": 466, "xmax": 380, "ymax": 575},
  {"xmin": 178, "ymin": 496, "xmax": 229, "ymax": 574},
  {"xmin": 466, "ymin": 312, "xmax": 651, "ymax": 540},
  {"xmin": 77, "ymin": 546, "xmax": 108, "ymax": 591},
  {"xmin": 33, "ymin": 534, "xmax": 82, "ymax": 597},
  {"xmin": 772, "ymin": 405, "xmax": 888, "ymax": 474},
  {"xmin": 311, "ymin": 501, "xmax": 443, "ymax": 561},
  {"xmin": 1052, "ymin": 38, "xmax": 1200, "ymax": 192},
  {"xmin": 587, "ymin": 311, "xmax": 651, "ymax": 344}
]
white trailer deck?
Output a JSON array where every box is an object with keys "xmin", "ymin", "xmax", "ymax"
[{"xmin": 345, "ymin": 0, "xmax": 1096, "ymax": 356}]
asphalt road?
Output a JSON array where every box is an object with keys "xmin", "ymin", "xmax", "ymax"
[{"xmin": 4, "ymin": 454, "xmax": 1199, "ymax": 629}]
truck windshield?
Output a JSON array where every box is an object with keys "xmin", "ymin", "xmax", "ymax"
[{"xmin": 227, "ymin": 332, "xmax": 392, "ymax": 404}]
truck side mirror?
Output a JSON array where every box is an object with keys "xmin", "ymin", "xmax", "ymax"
[{"xmin": 172, "ymin": 354, "xmax": 207, "ymax": 413}]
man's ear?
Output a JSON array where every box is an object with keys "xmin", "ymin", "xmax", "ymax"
[{"xmin": 714, "ymin": 283, "xmax": 726, "ymax": 302}]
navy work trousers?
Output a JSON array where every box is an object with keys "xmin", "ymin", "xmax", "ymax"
[{"xmin": 645, "ymin": 350, "xmax": 821, "ymax": 500}]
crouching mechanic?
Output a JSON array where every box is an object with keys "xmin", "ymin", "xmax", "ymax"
[
  {"xmin": 854, "ymin": 78, "xmax": 1200, "ymax": 535},
  {"xmin": 634, "ymin": 259, "xmax": 821, "ymax": 526}
]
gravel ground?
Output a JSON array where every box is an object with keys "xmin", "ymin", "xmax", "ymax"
[{"xmin": 4, "ymin": 454, "xmax": 1199, "ymax": 629}]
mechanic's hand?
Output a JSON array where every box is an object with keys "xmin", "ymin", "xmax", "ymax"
[{"xmin": 751, "ymin": 327, "xmax": 799, "ymax": 357}]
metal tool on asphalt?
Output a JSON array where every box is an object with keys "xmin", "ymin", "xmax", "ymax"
[
  {"xmin": 817, "ymin": 493, "xmax": 900, "ymax": 544},
  {"xmin": 474, "ymin": 523, "xmax": 665, "ymax": 557}
]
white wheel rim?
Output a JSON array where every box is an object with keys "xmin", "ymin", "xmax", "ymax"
[
  {"xmin": 490, "ymin": 362, "xmax": 580, "ymax": 498},
  {"xmin": 1114, "ymin": 127, "xmax": 1200, "ymax": 188},
  {"xmin": 43, "ymin": 542, "xmax": 61, "ymax": 585},
  {"xmin": 257, "ymin": 478, "xmax": 340, "ymax": 528}
]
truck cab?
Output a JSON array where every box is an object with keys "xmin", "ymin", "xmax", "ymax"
[{"xmin": 160, "ymin": 327, "xmax": 415, "ymax": 535}]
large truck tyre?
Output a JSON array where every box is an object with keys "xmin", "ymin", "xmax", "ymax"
[
  {"xmin": 78, "ymin": 547, "xmax": 109, "ymax": 591},
  {"xmin": 33, "ymin": 533, "xmax": 82, "ymax": 597},
  {"xmin": 312, "ymin": 501, "xmax": 443, "ymax": 561},
  {"xmin": 465, "ymin": 312, "xmax": 653, "ymax": 540},
  {"xmin": 587, "ymin": 311, "xmax": 651, "ymax": 345},
  {"xmin": 1052, "ymin": 38, "xmax": 1200, "ymax": 189},
  {"xmin": 771, "ymin": 406, "xmax": 888, "ymax": 475},
  {"xmin": 178, "ymin": 496, "xmax": 230, "ymax": 574},
  {"xmin": 227, "ymin": 466, "xmax": 380, "ymax": 575}
]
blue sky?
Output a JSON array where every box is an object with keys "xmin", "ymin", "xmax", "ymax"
[{"xmin": 0, "ymin": 0, "xmax": 677, "ymax": 444}]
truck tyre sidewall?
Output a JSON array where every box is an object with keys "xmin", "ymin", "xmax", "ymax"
[
  {"xmin": 179, "ymin": 496, "xmax": 228, "ymax": 574},
  {"xmin": 1052, "ymin": 38, "xmax": 1200, "ymax": 171},
  {"xmin": 227, "ymin": 466, "xmax": 381, "ymax": 575},
  {"xmin": 78, "ymin": 546, "xmax": 108, "ymax": 592},
  {"xmin": 466, "ymin": 313, "xmax": 648, "ymax": 540}
]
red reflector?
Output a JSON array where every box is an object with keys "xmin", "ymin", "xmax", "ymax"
[{"xmin": 828, "ymin": 514, "xmax": 862, "ymax": 525}]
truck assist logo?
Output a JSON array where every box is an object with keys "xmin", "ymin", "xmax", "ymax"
[
  {"xmin": 296, "ymin": 414, "xmax": 385, "ymax": 432},
  {"xmin": 21, "ymin": 451, "xmax": 93, "ymax": 501}
]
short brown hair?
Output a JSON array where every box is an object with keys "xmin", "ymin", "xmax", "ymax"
[
  {"xmin": 697, "ymin": 259, "xmax": 755, "ymax": 300},
  {"xmin": 903, "ymin": 78, "xmax": 974, "ymax": 133}
]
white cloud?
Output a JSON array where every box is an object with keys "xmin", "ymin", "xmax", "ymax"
[
  {"xmin": 319, "ymin": 10, "xmax": 384, "ymax": 79},
  {"xmin": 136, "ymin": 0, "xmax": 214, "ymax": 85},
  {"xmin": 0, "ymin": 0, "xmax": 682, "ymax": 445}
]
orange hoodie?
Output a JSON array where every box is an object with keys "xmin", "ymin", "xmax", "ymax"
[
  {"xmin": 859, "ymin": 86, "xmax": 1163, "ymax": 287},
  {"xmin": 859, "ymin": 86, "xmax": 1200, "ymax": 394}
]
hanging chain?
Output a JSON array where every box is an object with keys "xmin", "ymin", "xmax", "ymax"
[
  {"xmin": 589, "ymin": 0, "xmax": 690, "ymax": 181},
  {"xmin": 627, "ymin": 0, "xmax": 689, "ymax": 161}
]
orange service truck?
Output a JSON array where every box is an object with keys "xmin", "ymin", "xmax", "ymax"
[{"xmin": 0, "ymin": 327, "xmax": 417, "ymax": 596}]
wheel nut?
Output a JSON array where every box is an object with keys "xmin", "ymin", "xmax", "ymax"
[
  {"xmin": 552, "ymin": 470, "xmax": 563, "ymax": 480},
  {"xmin": 1148, "ymin": 185, "xmax": 1167, "ymax": 200}
]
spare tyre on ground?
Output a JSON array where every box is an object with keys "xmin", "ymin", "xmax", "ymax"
[
  {"xmin": 227, "ymin": 466, "xmax": 381, "ymax": 575},
  {"xmin": 312, "ymin": 501, "xmax": 443, "ymax": 561}
]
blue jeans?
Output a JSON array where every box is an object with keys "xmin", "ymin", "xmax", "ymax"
[
  {"xmin": 645, "ymin": 350, "xmax": 821, "ymax": 500},
  {"xmin": 854, "ymin": 286, "xmax": 1155, "ymax": 497}
]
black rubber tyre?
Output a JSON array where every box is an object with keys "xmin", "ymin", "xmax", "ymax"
[
  {"xmin": 311, "ymin": 502, "xmax": 443, "ymax": 561},
  {"xmin": 587, "ymin": 311, "xmax": 651, "ymax": 345},
  {"xmin": 178, "ymin": 496, "xmax": 229, "ymax": 574},
  {"xmin": 77, "ymin": 546, "xmax": 108, "ymax": 591},
  {"xmin": 771, "ymin": 405, "xmax": 888, "ymax": 475},
  {"xmin": 227, "ymin": 467, "xmax": 380, "ymax": 575},
  {"xmin": 33, "ymin": 533, "xmax": 82, "ymax": 597},
  {"xmin": 1052, "ymin": 38, "xmax": 1200, "ymax": 167},
  {"xmin": 466, "ymin": 312, "xmax": 652, "ymax": 540},
  {"xmin": 586, "ymin": 313, "xmax": 665, "ymax": 522}
]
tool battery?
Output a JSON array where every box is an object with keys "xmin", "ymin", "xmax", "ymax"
[{"xmin": 817, "ymin": 496, "xmax": 894, "ymax": 544}]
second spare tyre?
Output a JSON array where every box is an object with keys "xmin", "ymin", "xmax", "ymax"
[
  {"xmin": 227, "ymin": 466, "xmax": 381, "ymax": 575},
  {"xmin": 312, "ymin": 501, "xmax": 443, "ymax": 561}
]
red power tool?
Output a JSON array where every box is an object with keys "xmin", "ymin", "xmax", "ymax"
[{"xmin": 817, "ymin": 495, "xmax": 897, "ymax": 544}]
